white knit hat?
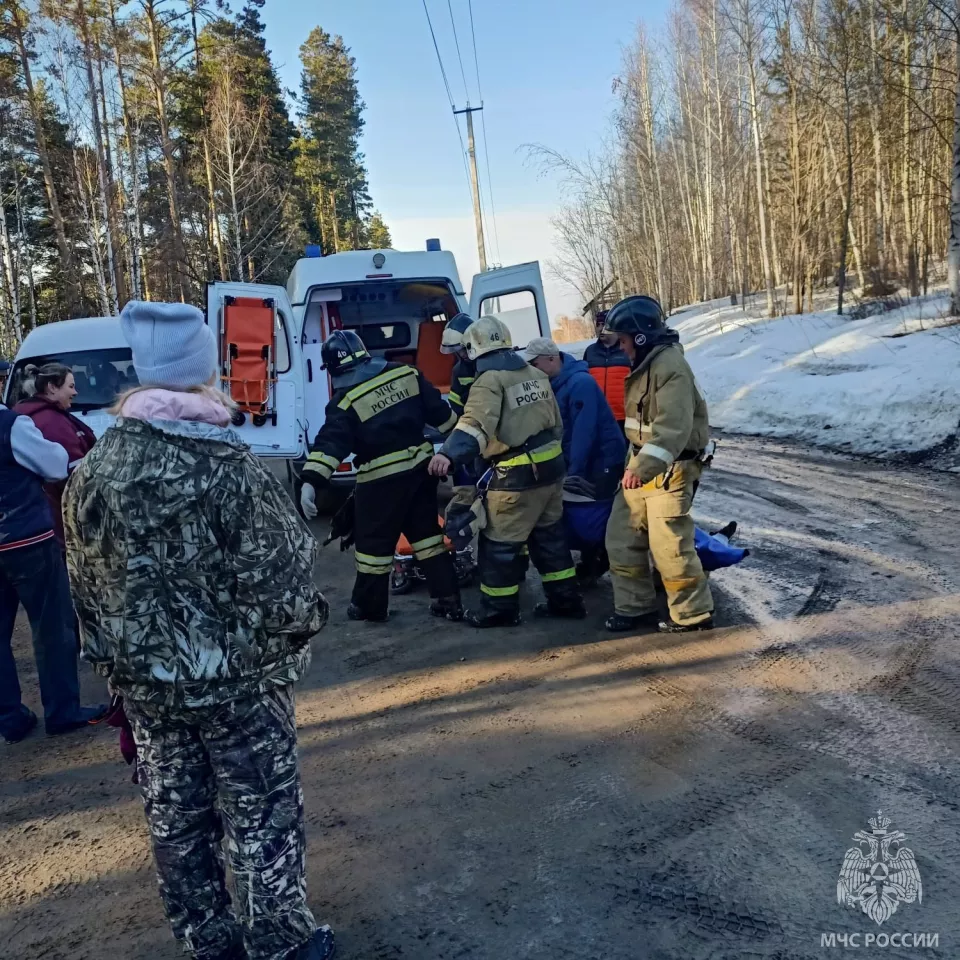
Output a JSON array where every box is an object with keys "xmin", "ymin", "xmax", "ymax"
[{"xmin": 120, "ymin": 301, "xmax": 218, "ymax": 390}]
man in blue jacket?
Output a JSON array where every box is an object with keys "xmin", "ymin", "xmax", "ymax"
[{"xmin": 523, "ymin": 338, "xmax": 627, "ymax": 582}]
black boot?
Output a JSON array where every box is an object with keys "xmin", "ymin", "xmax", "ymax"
[
  {"xmin": 430, "ymin": 595, "xmax": 464, "ymax": 621},
  {"xmin": 293, "ymin": 925, "xmax": 336, "ymax": 960},
  {"xmin": 604, "ymin": 611, "xmax": 660, "ymax": 633},
  {"xmin": 659, "ymin": 617, "xmax": 714, "ymax": 634},
  {"xmin": 710, "ymin": 521, "xmax": 737, "ymax": 540},
  {"xmin": 347, "ymin": 603, "xmax": 388, "ymax": 623},
  {"xmin": 533, "ymin": 597, "xmax": 586, "ymax": 619},
  {"xmin": 464, "ymin": 608, "xmax": 522, "ymax": 628}
]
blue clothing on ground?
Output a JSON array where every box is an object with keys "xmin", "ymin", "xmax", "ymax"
[{"xmin": 551, "ymin": 353, "xmax": 627, "ymax": 486}]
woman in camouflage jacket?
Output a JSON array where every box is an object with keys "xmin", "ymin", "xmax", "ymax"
[{"xmin": 63, "ymin": 301, "xmax": 335, "ymax": 960}]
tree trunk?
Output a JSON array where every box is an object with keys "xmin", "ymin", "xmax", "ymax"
[
  {"xmin": 144, "ymin": 0, "xmax": 188, "ymax": 300},
  {"xmin": 949, "ymin": 13, "xmax": 960, "ymax": 313},
  {"xmin": 76, "ymin": 0, "xmax": 119, "ymax": 314},
  {"xmin": 746, "ymin": 41, "xmax": 776, "ymax": 316},
  {"xmin": 9, "ymin": 4, "xmax": 80, "ymax": 315}
]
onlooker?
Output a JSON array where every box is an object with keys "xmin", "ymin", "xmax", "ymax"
[
  {"xmin": 523, "ymin": 338, "xmax": 627, "ymax": 499},
  {"xmin": 15, "ymin": 363, "xmax": 96, "ymax": 546},
  {"xmin": 0, "ymin": 398, "xmax": 106, "ymax": 743},
  {"xmin": 64, "ymin": 301, "xmax": 335, "ymax": 960},
  {"xmin": 583, "ymin": 310, "xmax": 631, "ymax": 428},
  {"xmin": 523, "ymin": 337, "xmax": 627, "ymax": 584},
  {"xmin": 0, "ymin": 358, "xmax": 10, "ymax": 398}
]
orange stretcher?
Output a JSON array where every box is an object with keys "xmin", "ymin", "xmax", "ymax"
[
  {"xmin": 396, "ymin": 517, "xmax": 452, "ymax": 555},
  {"xmin": 221, "ymin": 295, "xmax": 278, "ymax": 426}
]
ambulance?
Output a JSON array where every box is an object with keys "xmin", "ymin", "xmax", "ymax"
[{"xmin": 3, "ymin": 242, "xmax": 549, "ymax": 485}]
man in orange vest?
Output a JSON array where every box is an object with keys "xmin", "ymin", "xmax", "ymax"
[{"xmin": 583, "ymin": 310, "xmax": 631, "ymax": 429}]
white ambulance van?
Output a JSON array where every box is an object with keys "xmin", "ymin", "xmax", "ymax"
[{"xmin": 3, "ymin": 243, "xmax": 549, "ymax": 485}]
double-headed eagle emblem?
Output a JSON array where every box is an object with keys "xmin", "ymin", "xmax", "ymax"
[{"xmin": 837, "ymin": 812, "xmax": 922, "ymax": 925}]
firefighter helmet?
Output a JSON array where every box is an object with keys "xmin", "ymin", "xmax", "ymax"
[
  {"xmin": 440, "ymin": 313, "xmax": 474, "ymax": 354},
  {"xmin": 603, "ymin": 295, "xmax": 676, "ymax": 350},
  {"xmin": 463, "ymin": 315, "xmax": 512, "ymax": 361},
  {"xmin": 321, "ymin": 330, "xmax": 372, "ymax": 386}
]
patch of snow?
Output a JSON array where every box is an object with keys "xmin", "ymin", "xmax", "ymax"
[{"xmin": 558, "ymin": 292, "xmax": 960, "ymax": 459}]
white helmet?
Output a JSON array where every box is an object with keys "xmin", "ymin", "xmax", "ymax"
[{"xmin": 463, "ymin": 315, "xmax": 512, "ymax": 361}]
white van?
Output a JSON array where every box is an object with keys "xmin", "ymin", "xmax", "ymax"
[{"xmin": 3, "ymin": 244, "xmax": 549, "ymax": 482}]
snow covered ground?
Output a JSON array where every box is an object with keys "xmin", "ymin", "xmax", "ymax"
[{"xmin": 564, "ymin": 291, "xmax": 960, "ymax": 466}]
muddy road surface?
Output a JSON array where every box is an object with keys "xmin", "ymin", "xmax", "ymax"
[{"xmin": 2, "ymin": 435, "xmax": 959, "ymax": 959}]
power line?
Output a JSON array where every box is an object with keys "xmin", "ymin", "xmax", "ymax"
[
  {"xmin": 447, "ymin": 0, "xmax": 471, "ymax": 104},
  {"xmin": 421, "ymin": 0, "xmax": 473, "ymax": 202},
  {"xmin": 468, "ymin": 0, "xmax": 502, "ymax": 265}
]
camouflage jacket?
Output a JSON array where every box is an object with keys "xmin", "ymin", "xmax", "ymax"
[{"xmin": 63, "ymin": 417, "xmax": 328, "ymax": 708}]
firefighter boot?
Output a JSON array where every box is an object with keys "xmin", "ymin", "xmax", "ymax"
[
  {"xmin": 430, "ymin": 594, "xmax": 464, "ymax": 621},
  {"xmin": 464, "ymin": 608, "xmax": 523, "ymax": 628},
  {"xmin": 605, "ymin": 611, "xmax": 661, "ymax": 633},
  {"xmin": 347, "ymin": 603, "xmax": 389, "ymax": 623},
  {"xmin": 533, "ymin": 597, "xmax": 586, "ymax": 619},
  {"xmin": 659, "ymin": 616, "xmax": 714, "ymax": 634}
]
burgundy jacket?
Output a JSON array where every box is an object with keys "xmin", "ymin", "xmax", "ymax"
[{"xmin": 13, "ymin": 397, "xmax": 96, "ymax": 546}]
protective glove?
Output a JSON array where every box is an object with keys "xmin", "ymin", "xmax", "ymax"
[
  {"xmin": 563, "ymin": 475, "xmax": 597, "ymax": 500},
  {"xmin": 300, "ymin": 482, "xmax": 318, "ymax": 519}
]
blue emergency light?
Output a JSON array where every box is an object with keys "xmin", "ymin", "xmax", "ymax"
[
  {"xmin": 426, "ymin": 238, "xmax": 441, "ymax": 252},
  {"xmin": 305, "ymin": 244, "xmax": 322, "ymax": 258}
]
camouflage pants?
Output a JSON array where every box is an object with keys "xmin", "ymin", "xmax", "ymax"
[{"xmin": 128, "ymin": 686, "xmax": 316, "ymax": 960}]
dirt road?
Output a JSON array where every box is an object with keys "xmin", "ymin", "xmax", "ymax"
[{"xmin": 2, "ymin": 435, "xmax": 959, "ymax": 959}]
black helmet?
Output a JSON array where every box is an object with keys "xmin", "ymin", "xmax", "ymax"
[
  {"xmin": 441, "ymin": 312, "xmax": 474, "ymax": 354},
  {"xmin": 604, "ymin": 295, "xmax": 678, "ymax": 351},
  {"xmin": 321, "ymin": 330, "xmax": 371, "ymax": 386}
]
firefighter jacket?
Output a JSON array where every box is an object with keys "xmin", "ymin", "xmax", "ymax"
[
  {"xmin": 583, "ymin": 339, "xmax": 631, "ymax": 421},
  {"xmin": 440, "ymin": 349, "xmax": 565, "ymax": 491},
  {"xmin": 303, "ymin": 361, "xmax": 457, "ymax": 486},
  {"xmin": 448, "ymin": 357, "xmax": 476, "ymax": 418},
  {"xmin": 624, "ymin": 344, "xmax": 710, "ymax": 484}
]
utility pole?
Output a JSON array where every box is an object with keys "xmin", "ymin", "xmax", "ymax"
[{"xmin": 454, "ymin": 104, "xmax": 487, "ymax": 272}]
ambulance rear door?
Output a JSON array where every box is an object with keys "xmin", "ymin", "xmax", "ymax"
[
  {"xmin": 468, "ymin": 262, "xmax": 549, "ymax": 346},
  {"xmin": 206, "ymin": 281, "xmax": 306, "ymax": 458}
]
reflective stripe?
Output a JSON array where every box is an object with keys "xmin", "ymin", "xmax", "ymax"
[
  {"xmin": 638, "ymin": 443, "xmax": 674, "ymax": 464},
  {"xmin": 338, "ymin": 365, "xmax": 416, "ymax": 409},
  {"xmin": 448, "ymin": 390, "xmax": 462, "ymax": 405},
  {"xmin": 307, "ymin": 451, "xmax": 340, "ymax": 469},
  {"xmin": 353, "ymin": 351, "xmax": 367, "ymax": 359},
  {"xmin": 480, "ymin": 583, "xmax": 520, "ymax": 596},
  {"xmin": 355, "ymin": 551, "xmax": 393, "ymax": 575},
  {"xmin": 414, "ymin": 543, "xmax": 448, "ymax": 561},
  {"xmin": 624, "ymin": 417, "xmax": 641, "ymax": 432},
  {"xmin": 301, "ymin": 460, "xmax": 334, "ymax": 481},
  {"xmin": 541, "ymin": 567, "xmax": 576, "ymax": 583},
  {"xmin": 454, "ymin": 422, "xmax": 487, "ymax": 446},
  {"xmin": 661, "ymin": 575, "xmax": 703, "ymax": 591},
  {"xmin": 460, "ymin": 377, "xmax": 475, "ymax": 385},
  {"xmin": 410, "ymin": 534, "xmax": 445, "ymax": 553},
  {"xmin": 356, "ymin": 442, "xmax": 433, "ymax": 483},
  {"xmin": 438, "ymin": 410, "xmax": 458, "ymax": 433},
  {"xmin": 498, "ymin": 440, "xmax": 563, "ymax": 468}
]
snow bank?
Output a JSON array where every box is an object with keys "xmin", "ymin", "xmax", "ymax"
[{"xmin": 560, "ymin": 293, "xmax": 960, "ymax": 459}]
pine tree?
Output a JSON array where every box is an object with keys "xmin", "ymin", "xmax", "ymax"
[{"xmin": 297, "ymin": 27, "xmax": 372, "ymax": 252}]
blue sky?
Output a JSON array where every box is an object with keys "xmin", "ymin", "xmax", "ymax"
[{"xmin": 263, "ymin": 0, "xmax": 669, "ymax": 319}]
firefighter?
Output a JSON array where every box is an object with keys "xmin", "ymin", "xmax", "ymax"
[
  {"xmin": 428, "ymin": 316, "xmax": 584, "ymax": 628},
  {"xmin": 602, "ymin": 296, "xmax": 714, "ymax": 634},
  {"xmin": 440, "ymin": 312, "xmax": 477, "ymax": 418},
  {"xmin": 300, "ymin": 330, "xmax": 463, "ymax": 623}
]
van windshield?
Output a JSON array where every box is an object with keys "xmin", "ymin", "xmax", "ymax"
[{"xmin": 7, "ymin": 348, "xmax": 138, "ymax": 412}]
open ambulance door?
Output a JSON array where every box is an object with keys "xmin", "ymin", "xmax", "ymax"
[
  {"xmin": 468, "ymin": 262, "xmax": 549, "ymax": 346},
  {"xmin": 206, "ymin": 282, "xmax": 306, "ymax": 458}
]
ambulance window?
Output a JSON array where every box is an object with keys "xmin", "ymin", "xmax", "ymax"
[
  {"xmin": 275, "ymin": 310, "xmax": 291, "ymax": 373},
  {"xmin": 355, "ymin": 324, "xmax": 411, "ymax": 350},
  {"xmin": 478, "ymin": 290, "xmax": 540, "ymax": 347}
]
